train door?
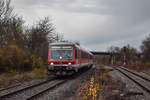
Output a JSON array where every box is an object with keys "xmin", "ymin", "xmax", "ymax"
[{"xmin": 75, "ymin": 47, "xmax": 78, "ymax": 64}]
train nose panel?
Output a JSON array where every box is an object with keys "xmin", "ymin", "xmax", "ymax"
[{"xmin": 48, "ymin": 65, "xmax": 73, "ymax": 71}]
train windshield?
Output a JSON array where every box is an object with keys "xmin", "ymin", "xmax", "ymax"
[{"xmin": 50, "ymin": 46, "xmax": 74, "ymax": 61}]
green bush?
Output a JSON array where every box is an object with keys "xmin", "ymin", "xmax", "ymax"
[{"xmin": 31, "ymin": 55, "xmax": 45, "ymax": 69}]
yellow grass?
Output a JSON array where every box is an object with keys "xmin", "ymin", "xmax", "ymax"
[{"xmin": 78, "ymin": 77, "xmax": 100, "ymax": 100}]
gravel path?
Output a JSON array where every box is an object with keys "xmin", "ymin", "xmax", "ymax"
[
  {"xmin": 35, "ymin": 67, "xmax": 95, "ymax": 100},
  {"xmin": 107, "ymin": 66, "xmax": 148, "ymax": 100}
]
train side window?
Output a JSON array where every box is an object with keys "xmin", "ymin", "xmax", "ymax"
[
  {"xmin": 90, "ymin": 55, "xmax": 92, "ymax": 59},
  {"xmin": 85, "ymin": 52, "xmax": 87, "ymax": 59},
  {"xmin": 91, "ymin": 55, "xmax": 93, "ymax": 59},
  {"xmin": 81, "ymin": 51, "xmax": 84, "ymax": 59},
  {"xmin": 81, "ymin": 51, "xmax": 88, "ymax": 59},
  {"xmin": 83, "ymin": 51, "xmax": 85, "ymax": 59},
  {"xmin": 86, "ymin": 52, "xmax": 88, "ymax": 59}
]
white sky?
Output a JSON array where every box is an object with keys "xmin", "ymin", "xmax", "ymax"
[{"xmin": 11, "ymin": 0, "xmax": 150, "ymax": 51}]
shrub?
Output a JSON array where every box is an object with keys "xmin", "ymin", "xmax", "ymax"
[
  {"xmin": 145, "ymin": 62, "xmax": 150, "ymax": 66},
  {"xmin": 31, "ymin": 55, "xmax": 45, "ymax": 69},
  {"xmin": 32, "ymin": 67, "xmax": 46, "ymax": 79},
  {"xmin": 3, "ymin": 70, "xmax": 18, "ymax": 77},
  {"xmin": 0, "ymin": 44, "xmax": 32, "ymax": 73}
]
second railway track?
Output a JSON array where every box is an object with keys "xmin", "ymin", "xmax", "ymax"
[
  {"xmin": 113, "ymin": 66, "xmax": 150, "ymax": 99},
  {"xmin": 0, "ymin": 78, "xmax": 67, "ymax": 100}
]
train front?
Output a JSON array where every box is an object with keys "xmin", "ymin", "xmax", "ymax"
[{"xmin": 48, "ymin": 43, "xmax": 76, "ymax": 76}]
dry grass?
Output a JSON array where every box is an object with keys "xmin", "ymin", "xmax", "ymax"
[
  {"xmin": 77, "ymin": 66, "xmax": 123, "ymax": 100},
  {"xmin": 0, "ymin": 67, "xmax": 47, "ymax": 89},
  {"xmin": 77, "ymin": 77, "xmax": 100, "ymax": 100},
  {"xmin": 0, "ymin": 49, "xmax": 50, "ymax": 89},
  {"xmin": 123, "ymin": 61, "xmax": 150, "ymax": 74}
]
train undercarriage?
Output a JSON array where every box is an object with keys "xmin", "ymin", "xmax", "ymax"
[{"xmin": 48, "ymin": 63, "xmax": 93, "ymax": 76}]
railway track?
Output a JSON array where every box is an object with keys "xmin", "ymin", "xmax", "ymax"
[
  {"xmin": 0, "ymin": 66, "xmax": 93, "ymax": 100},
  {"xmin": 113, "ymin": 66, "xmax": 150, "ymax": 97},
  {"xmin": 0, "ymin": 78, "xmax": 67, "ymax": 100},
  {"xmin": 26, "ymin": 80, "xmax": 66, "ymax": 100}
]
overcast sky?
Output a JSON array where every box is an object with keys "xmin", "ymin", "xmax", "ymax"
[{"xmin": 11, "ymin": 0, "xmax": 150, "ymax": 51}]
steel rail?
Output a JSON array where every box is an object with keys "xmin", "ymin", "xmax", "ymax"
[
  {"xmin": 26, "ymin": 80, "xmax": 67, "ymax": 100},
  {"xmin": 0, "ymin": 78, "xmax": 56, "ymax": 99},
  {"xmin": 114, "ymin": 66, "xmax": 150, "ymax": 94},
  {"xmin": 118, "ymin": 66, "xmax": 150, "ymax": 81},
  {"xmin": 26, "ymin": 66, "xmax": 93, "ymax": 100},
  {"xmin": 25, "ymin": 66, "xmax": 93, "ymax": 100}
]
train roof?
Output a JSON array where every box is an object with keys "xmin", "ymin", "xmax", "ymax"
[
  {"xmin": 50, "ymin": 42, "xmax": 74, "ymax": 46},
  {"xmin": 74, "ymin": 44, "xmax": 93, "ymax": 56}
]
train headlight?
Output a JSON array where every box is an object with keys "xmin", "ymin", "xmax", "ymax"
[
  {"xmin": 68, "ymin": 62, "xmax": 71, "ymax": 65},
  {"xmin": 50, "ymin": 62, "xmax": 54, "ymax": 65},
  {"xmin": 59, "ymin": 56, "xmax": 62, "ymax": 59}
]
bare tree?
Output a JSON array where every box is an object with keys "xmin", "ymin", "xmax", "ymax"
[
  {"xmin": 107, "ymin": 45, "xmax": 139, "ymax": 64},
  {"xmin": 0, "ymin": 16, "xmax": 24, "ymax": 48},
  {"xmin": 0, "ymin": 0, "xmax": 13, "ymax": 19},
  {"xmin": 0, "ymin": 1, "xmax": 65, "ymax": 72},
  {"xmin": 0, "ymin": 0, "xmax": 16, "ymax": 48},
  {"xmin": 107, "ymin": 46, "xmax": 120, "ymax": 53},
  {"xmin": 141, "ymin": 34, "xmax": 150, "ymax": 62},
  {"xmin": 26, "ymin": 17, "xmax": 63, "ymax": 61},
  {"xmin": 121, "ymin": 45, "xmax": 138, "ymax": 64},
  {"xmin": 27, "ymin": 17, "xmax": 54, "ymax": 50}
]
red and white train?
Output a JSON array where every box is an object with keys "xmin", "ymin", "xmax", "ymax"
[{"xmin": 48, "ymin": 42, "xmax": 93, "ymax": 76}]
